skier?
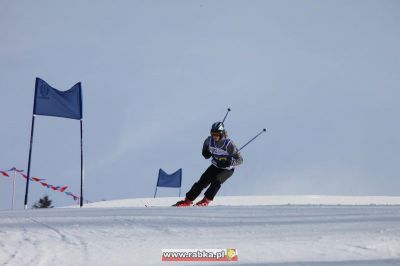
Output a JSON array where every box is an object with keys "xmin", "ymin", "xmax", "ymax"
[{"xmin": 174, "ymin": 122, "xmax": 243, "ymax": 207}]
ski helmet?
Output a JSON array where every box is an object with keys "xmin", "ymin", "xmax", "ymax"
[{"xmin": 210, "ymin": 122, "xmax": 225, "ymax": 135}]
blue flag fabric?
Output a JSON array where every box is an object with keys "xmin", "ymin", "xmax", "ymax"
[
  {"xmin": 157, "ymin": 168, "xmax": 182, "ymax": 188},
  {"xmin": 33, "ymin": 78, "xmax": 83, "ymax": 120}
]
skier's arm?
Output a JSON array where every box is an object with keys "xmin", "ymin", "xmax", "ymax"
[
  {"xmin": 202, "ymin": 137, "xmax": 212, "ymax": 159},
  {"xmin": 227, "ymin": 141, "xmax": 243, "ymax": 166}
]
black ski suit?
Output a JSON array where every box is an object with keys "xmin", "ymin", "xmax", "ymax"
[{"xmin": 186, "ymin": 136, "xmax": 243, "ymax": 201}]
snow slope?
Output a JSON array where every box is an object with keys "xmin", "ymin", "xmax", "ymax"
[
  {"xmin": 83, "ymin": 195, "xmax": 400, "ymax": 208},
  {"xmin": 1, "ymin": 196, "xmax": 400, "ymax": 266}
]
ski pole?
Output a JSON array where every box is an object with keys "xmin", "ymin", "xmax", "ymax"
[
  {"xmin": 238, "ymin": 128, "xmax": 267, "ymax": 152},
  {"xmin": 222, "ymin": 108, "xmax": 231, "ymax": 124}
]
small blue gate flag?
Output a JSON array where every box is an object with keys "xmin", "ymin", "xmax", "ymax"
[
  {"xmin": 33, "ymin": 78, "xmax": 83, "ymax": 120},
  {"xmin": 157, "ymin": 168, "xmax": 182, "ymax": 188}
]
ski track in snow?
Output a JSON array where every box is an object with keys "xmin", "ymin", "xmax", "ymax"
[
  {"xmin": 1, "ymin": 198, "xmax": 400, "ymax": 266},
  {"xmin": 0, "ymin": 214, "xmax": 90, "ymax": 266}
]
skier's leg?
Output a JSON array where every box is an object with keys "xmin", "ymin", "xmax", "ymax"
[
  {"xmin": 204, "ymin": 168, "xmax": 234, "ymax": 200},
  {"xmin": 185, "ymin": 165, "xmax": 217, "ymax": 201}
]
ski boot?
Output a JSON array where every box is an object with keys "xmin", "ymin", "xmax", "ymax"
[
  {"xmin": 195, "ymin": 197, "xmax": 212, "ymax": 207},
  {"xmin": 173, "ymin": 198, "xmax": 193, "ymax": 207}
]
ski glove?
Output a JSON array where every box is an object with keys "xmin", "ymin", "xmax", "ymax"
[
  {"xmin": 216, "ymin": 157, "xmax": 232, "ymax": 168},
  {"xmin": 202, "ymin": 149, "xmax": 212, "ymax": 159}
]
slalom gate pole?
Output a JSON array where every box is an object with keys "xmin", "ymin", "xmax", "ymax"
[
  {"xmin": 12, "ymin": 168, "xmax": 16, "ymax": 210},
  {"xmin": 24, "ymin": 115, "xmax": 36, "ymax": 209},
  {"xmin": 80, "ymin": 119, "xmax": 84, "ymax": 207}
]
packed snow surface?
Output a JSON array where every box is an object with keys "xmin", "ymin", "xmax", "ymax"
[{"xmin": 1, "ymin": 196, "xmax": 400, "ymax": 266}]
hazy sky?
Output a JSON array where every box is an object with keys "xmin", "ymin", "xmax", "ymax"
[{"xmin": 1, "ymin": 0, "xmax": 399, "ymax": 209}]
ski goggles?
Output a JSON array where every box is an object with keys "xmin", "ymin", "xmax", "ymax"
[{"xmin": 211, "ymin": 132, "xmax": 222, "ymax": 137}]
